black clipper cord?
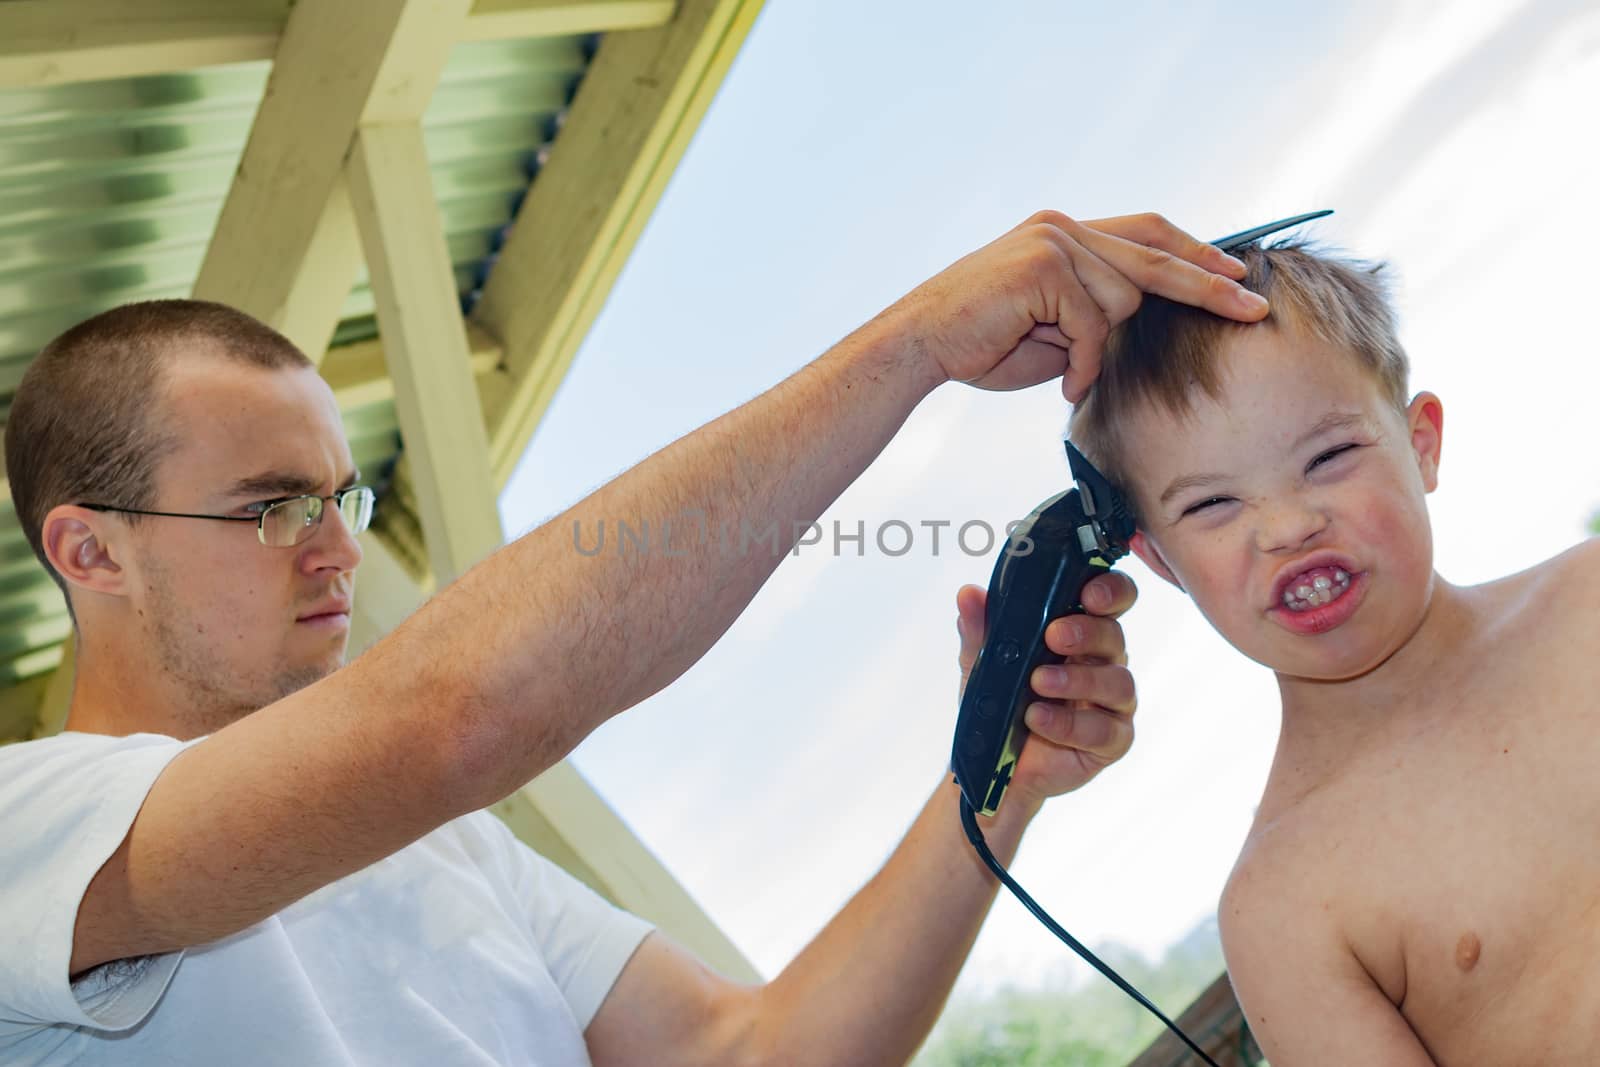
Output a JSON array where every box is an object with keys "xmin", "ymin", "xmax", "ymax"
[{"xmin": 957, "ymin": 794, "xmax": 1222, "ymax": 1067}]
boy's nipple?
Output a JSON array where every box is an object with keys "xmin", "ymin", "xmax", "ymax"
[{"xmin": 1455, "ymin": 931, "xmax": 1482, "ymax": 972}]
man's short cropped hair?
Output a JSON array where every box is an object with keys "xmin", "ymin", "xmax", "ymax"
[
  {"xmin": 5, "ymin": 299, "xmax": 313, "ymax": 603},
  {"xmin": 1069, "ymin": 240, "xmax": 1410, "ymax": 521}
]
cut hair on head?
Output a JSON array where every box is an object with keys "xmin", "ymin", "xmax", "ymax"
[
  {"xmin": 5, "ymin": 299, "xmax": 314, "ymax": 608},
  {"xmin": 1068, "ymin": 239, "xmax": 1410, "ymax": 523}
]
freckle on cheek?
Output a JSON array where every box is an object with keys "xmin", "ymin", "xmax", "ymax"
[{"xmin": 1455, "ymin": 932, "xmax": 1481, "ymax": 971}]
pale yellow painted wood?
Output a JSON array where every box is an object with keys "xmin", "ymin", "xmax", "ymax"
[
  {"xmin": 0, "ymin": 0, "xmax": 677, "ymax": 89},
  {"xmin": 320, "ymin": 321, "xmax": 503, "ymax": 411},
  {"xmin": 276, "ymin": 178, "xmax": 365, "ymax": 365},
  {"xmin": 0, "ymin": 673, "xmax": 49, "ymax": 745},
  {"xmin": 0, "ymin": 0, "xmax": 291, "ymax": 89},
  {"xmin": 348, "ymin": 532, "xmax": 431, "ymax": 659},
  {"xmin": 191, "ymin": 0, "xmax": 472, "ymax": 358},
  {"xmin": 508, "ymin": 762, "xmax": 761, "ymax": 981},
  {"xmin": 348, "ymin": 121, "xmax": 503, "ymax": 583},
  {"xmin": 472, "ymin": 0, "xmax": 764, "ymax": 488},
  {"xmin": 460, "ymin": 0, "xmax": 674, "ymax": 42},
  {"xmin": 31, "ymin": 633, "xmax": 75, "ymax": 739}
]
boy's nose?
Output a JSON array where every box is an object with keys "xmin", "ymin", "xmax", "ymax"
[{"xmin": 1254, "ymin": 500, "xmax": 1330, "ymax": 554}]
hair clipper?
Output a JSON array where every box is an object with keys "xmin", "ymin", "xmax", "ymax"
[{"xmin": 950, "ymin": 442, "xmax": 1136, "ymax": 816}]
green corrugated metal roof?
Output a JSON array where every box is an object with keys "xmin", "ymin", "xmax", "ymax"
[{"xmin": 0, "ymin": 34, "xmax": 594, "ymax": 699}]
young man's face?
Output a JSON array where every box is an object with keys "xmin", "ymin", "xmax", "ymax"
[
  {"xmin": 1122, "ymin": 324, "xmax": 1443, "ymax": 682},
  {"xmin": 126, "ymin": 352, "xmax": 364, "ymax": 724}
]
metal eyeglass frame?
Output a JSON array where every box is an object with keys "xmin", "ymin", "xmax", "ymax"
[{"xmin": 77, "ymin": 486, "xmax": 376, "ymax": 547}]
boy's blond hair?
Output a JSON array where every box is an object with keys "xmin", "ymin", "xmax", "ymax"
[{"xmin": 1069, "ymin": 241, "xmax": 1410, "ymax": 523}]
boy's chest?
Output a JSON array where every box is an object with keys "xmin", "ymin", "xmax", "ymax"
[{"xmin": 1336, "ymin": 650, "xmax": 1600, "ymax": 1063}]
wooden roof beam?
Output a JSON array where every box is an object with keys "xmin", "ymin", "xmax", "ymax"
[
  {"xmin": 0, "ymin": 0, "xmax": 677, "ymax": 90},
  {"xmin": 349, "ymin": 119, "xmax": 502, "ymax": 584},
  {"xmin": 189, "ymin": 0, "xmax": 473, "ymax": 362},
  {"xmin": 471, "ymin": 0, "xmax": 763, "ymax": 488}
]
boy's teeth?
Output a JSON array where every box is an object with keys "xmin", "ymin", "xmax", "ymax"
[{"xmin": 1280, "ymin": 567, "xmax": 1353, "ymax": 612}]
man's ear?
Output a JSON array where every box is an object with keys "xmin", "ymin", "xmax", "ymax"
[
  {"xmin": 1405, "ymin": 391, "xmax": 1444, "ymax": 492},
  {"xmin": 1129, "ymin": 529, "xmax": 1185, "ymax": 592},
  {"xmin": 42, "ymin": 505, "xmax": 130, "ymax": 600}
]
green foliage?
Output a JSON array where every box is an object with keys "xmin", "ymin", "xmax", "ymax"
[
  {"xmin": 915, "ymin": 918, "xmax": 1227, "ymax": 1067},
  {"xmin": 1590, "ymin": 510, "xmax": 1599, "ymax": 536}
]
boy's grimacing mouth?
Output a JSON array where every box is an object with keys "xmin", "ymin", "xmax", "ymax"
[
  {"xmin": 1267, "ymin": 551, "xmax": 1362, "ymax": 613},
  {"xmin": 1280, "ymin": 566, "xmax": 1350, "ymax": 611}
]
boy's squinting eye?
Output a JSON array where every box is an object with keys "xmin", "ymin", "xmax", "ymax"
[
  {"xmin": 242, "ymin": 498, "xmax": 290, "ymax": 516},
  {"xmin": 1308, "ymin": 443, "xmax": 1360, "ymax": 471},
  {"xmin": 1180, "ymin": 495, "xmax": 1234, "ymax": 518},
  {"xmin": 1177, "ymin": 444, "xmax": 1363, "ymax": 519}
]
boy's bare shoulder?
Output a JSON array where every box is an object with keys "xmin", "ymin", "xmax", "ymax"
[
  {"xmin": 1220, "ymin": 803, "xmax": 1403, "ymax": 1019},
  {"xmin": 1487, "ymin": 536, "xmax": 1600, "ymax": 615},
  {"xmin": 1475, "ymin": 537, "xmax": 1600, "ymax": 656},
  {"xmin": 1544, "ymin": 536, "xmax": 1600, "ymax": 599},
  {"xmin": 1221, "ymin": 803, "xmax": 1337, "ymax": 949}
]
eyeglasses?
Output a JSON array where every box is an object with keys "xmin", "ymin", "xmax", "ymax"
[{"xmin": 79, "ymin": 486, "xmax": 376, "ymax": 548}]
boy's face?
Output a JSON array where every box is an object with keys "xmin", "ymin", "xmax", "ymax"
[{"xmin": 1122, "ymin": 323, "xmax": 1443, "ymax": 682}]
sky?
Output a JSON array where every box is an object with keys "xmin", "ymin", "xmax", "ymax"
[{"xmin": 499, "ymin": 0, "xmax": 1600, "ymax": 999}]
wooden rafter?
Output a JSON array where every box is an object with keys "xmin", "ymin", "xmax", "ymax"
[
  {"xmin": 471, "ymin": 0, "xmax": 763, "ymax": 488},
  {"xmin": 31, "ymin": 633, "xmax": 74, "ymax": 739},
  {"xmin": 190, "ymin": 0, "xmax": 472, "ymax": 361},
  {"xmin": 0, "ymin": 0, "xmax": 677, "ymax": 90},
  {"xmin": 1125, "ymin": 972, "xmax": 1262, "ymax": 1067},
  {"xmin": 349, "ymin": 119, "xmax": 502, "ymax": 583}
]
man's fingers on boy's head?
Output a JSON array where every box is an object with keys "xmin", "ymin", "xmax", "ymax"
[
  {"xmin": 1036, "ymin": 265, "xmax": 1111, "ymax": 402},
  {"xmin": 1083, "ymin": 212, "xmax": 1248, "ymax": 279},
  {"xmin": 1060, "ymin": 239, "xmax": 1144, "ymax": 324},
  {"xmin": 1072, "ymin": 225, "xmax": 1267, "ymax": 322}
]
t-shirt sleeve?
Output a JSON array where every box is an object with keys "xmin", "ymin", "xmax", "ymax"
[
  {"xmin": 0, "ymin": 732, "xmax": 197, "ymax": 1037},
  {"xmin": 467, "ymin": 811, "xmax": 653, "ymax": 1029}
]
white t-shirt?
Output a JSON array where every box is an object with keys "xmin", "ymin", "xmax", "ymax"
[{"xmin": 0, "ymin": 731, "xmax": 653, "ymax": 1066}]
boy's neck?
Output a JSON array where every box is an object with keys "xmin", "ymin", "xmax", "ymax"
[{"xmin": 1267, "ymin": 572, "xmax": 1484, "ymax": 790}]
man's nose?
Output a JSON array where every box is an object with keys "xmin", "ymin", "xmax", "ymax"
[
  {"xmin": 1254, "ymin": 497, "xmax": 1330, "ymax": 554},
  {"xmin": 303, "ymin": 502, "xmax": 365, "ymax": 574}
]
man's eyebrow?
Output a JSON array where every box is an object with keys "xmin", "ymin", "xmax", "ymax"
[
  {"xmin": 1156, "ymin": 410, "xmax": 1370, "ymax": 508},
  {"xmin": 223, "ymin": 469, "xmax": 362, "ymax": 499}
]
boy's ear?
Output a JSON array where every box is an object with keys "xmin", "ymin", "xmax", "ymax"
[
  {"xmin": 1405, "ymin": 391, "xmax": 1444, "ymax": 492},
  {"xmin": 42, "ymin": 505, "xmax": 130, "ymax": 600},
  {"xmin": 1129, "ymin": 530, "xmax": 1185, "ymax": 593}
]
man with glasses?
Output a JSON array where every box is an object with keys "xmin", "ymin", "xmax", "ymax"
[{"xmin": 0, "ymin": 213, "xmax": 1266, "ymax": 1065}]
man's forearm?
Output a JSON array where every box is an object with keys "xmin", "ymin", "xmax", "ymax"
[
  {"xmin": 383, "ymin": 315, "xmax": 945, "ymax": 807},
  {"xmin": 750, "ymin": 775, "xmax": 1040, "ymax": 1066}
]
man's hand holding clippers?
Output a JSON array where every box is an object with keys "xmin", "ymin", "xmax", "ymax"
[{"xmin": 954, "ymin": 571, "xmax": 1139, "ymax": 818}]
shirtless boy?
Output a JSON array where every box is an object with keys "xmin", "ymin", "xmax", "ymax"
[{"xmin": 1068, "ymin": 242, "xmax": 1600, "ymax": 1065}]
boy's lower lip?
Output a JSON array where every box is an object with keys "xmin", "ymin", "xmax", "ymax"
[{"xmin": 1266, "ymin": 572, "xmax": 1367, "ymax": 635}]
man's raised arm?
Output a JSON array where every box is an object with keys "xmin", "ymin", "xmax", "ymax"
[{"xmin": 69, "ymin": 212, "xmax": 1267, "ymax": 975}]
